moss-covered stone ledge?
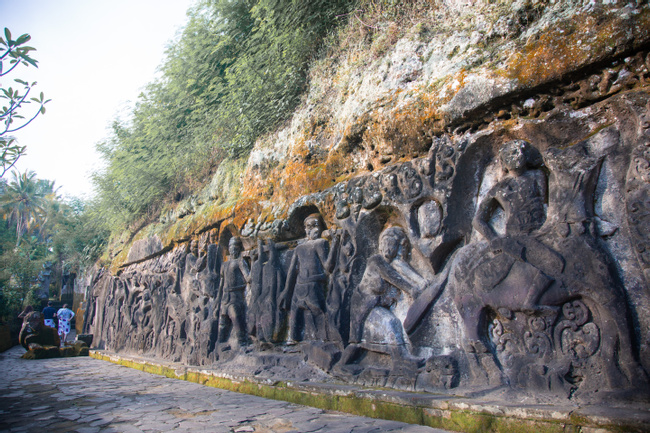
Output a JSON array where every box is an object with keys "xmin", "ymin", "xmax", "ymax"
[{"xmin": 90, "ymin": 350, "xmax": 649, "ymax": 433}]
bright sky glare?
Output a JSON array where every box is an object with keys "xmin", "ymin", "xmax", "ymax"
[{"xmin": 1, "ymin": 0, "xmax": 196, "ymax": 199}]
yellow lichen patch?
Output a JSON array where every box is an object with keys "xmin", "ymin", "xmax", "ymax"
[
  {"xmin": 324, "ymin": 147, "xmax": 356, "ymax": 185},
  {"xmin": 240, "ymin": 170, "xmax": 275, "ymax": 202},
  {"xmin": 111, "ymin": 249, "xmax": 130, "ymax": 272},
  {"xmin": 132, "ymin": 202, "xmax": 235, "ymax": 260},
  {"xmin": 230, "ymin": 81, "xmax": 450, "ymax": 228},
  {"xmin": 240, "ymin": 146, "xmax": 343, "ymax": 221}
]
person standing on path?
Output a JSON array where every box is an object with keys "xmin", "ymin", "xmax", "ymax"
[
  {"xmin": 56, "ymin": 304, "xmax": 74, "ymax": 345},
  {"xmin": 42, "ymin": 301, "xmax": 57, "ymax": 328}
]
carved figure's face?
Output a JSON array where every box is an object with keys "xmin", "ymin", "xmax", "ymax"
[
  {"xmin": 379, "ymin": 233, "xmax": 400, "ymax": 262},
  {"xmin": 500, "ymin": 141, "xmax": 527, "ymax": 175},
  {"xmin": 418, "ymin": 200, "xmax": 442, "ymax": 238},
  {"xmin": 304, "ymin": 217, "xmax": 322, "ymax": 240},
  {"xmin": 190, "ymin": 240, "xmax": 198, "ymax": 256},
  {"xmin": 229, "ymin": 238, "xmax": 242, "ymax": 257}
]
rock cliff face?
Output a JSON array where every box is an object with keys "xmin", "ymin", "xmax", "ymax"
[{"xmin": 83, "ymin": 1, "xmax": 650, "ymax": 402}]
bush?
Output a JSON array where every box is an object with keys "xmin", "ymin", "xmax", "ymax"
[{"xmin": 92, "ymin": 0, "xmax": 356, "ymax": 234}]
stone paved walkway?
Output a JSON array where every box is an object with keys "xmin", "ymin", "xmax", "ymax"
[{"xmin": 0, "ymin": 345, "xmax": 454, "ymax": 433}]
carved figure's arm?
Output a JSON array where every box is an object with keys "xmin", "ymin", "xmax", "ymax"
[
  {"xmin": 392, "ymin": 257, "xmax": 427, "ymax": 294},
  {"xmin": 216, "ymin": 267, "xmax": 224, "ymax": 305},
  {"xmin": 473, "ymin": 186, "xmax": 502, "ymax": 242},
  {"xmin": 404, "ymin": 262, "xmax": 452, "ymax": 334},
  {"xmin": 280, "ymin": 252, "xmax": 298, "ymax": 310},
  {"xmin": 324, "ymin": 229, "xmax": 341, "ymax": 274},
  {"xmin": 372, "ymin": 255, "xmax": 419, "ymax": 298},
  {"xmin": 239, "ymin": 258, "xmax": 252, "ymax": 285}
]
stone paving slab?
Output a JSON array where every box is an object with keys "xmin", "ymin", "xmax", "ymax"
[
  {"xmin": 89, "ymin": 350, "xmax": 650, "ymax": 433},
  {"xmin": 0, "ymin": 346, "xmax": 449, "ymax": 433}
]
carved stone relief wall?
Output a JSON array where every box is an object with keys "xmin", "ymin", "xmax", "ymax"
[{"xmin": 85, "ymin": 72, "xmax": 650, "ymax": 402}]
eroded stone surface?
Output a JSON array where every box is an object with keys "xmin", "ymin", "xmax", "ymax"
[
  {"xmin": 83, "ymin": 87, "xmax": 650, "ymax": 406},
  {"xmin": 77, "ymin": 1, "xmax": 650, "ymax": 417}
]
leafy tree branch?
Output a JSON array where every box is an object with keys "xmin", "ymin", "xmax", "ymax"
[{"xmin": 0, "ymin": 28, "xmax": 50, "ymax": 177}]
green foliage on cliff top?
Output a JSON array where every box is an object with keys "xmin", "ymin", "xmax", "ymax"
[{"xmin": 92, "ymin": 0, "xmax": 355, "ymax": 233}]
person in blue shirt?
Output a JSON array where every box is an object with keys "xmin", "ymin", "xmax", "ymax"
[{"xmin": 42, "ymin": 301, "xmax": 57, "ymax": 328}]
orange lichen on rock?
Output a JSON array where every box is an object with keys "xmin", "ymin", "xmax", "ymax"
[
  {"xmin": 370, "ymin": 93, "xmax": 441, "ymax": 156},
  {"xmin": 106, "ymin": 3, "xmax": 650, "ymax": 271},
  {"xmin": 275, "ymin": 160, "xmax": 331, "ymax": 203},
  {"xmin": 508, "ymin": 8, "xmax": 650, "ymax": 87}
]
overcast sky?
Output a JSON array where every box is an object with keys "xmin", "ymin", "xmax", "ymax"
[{"xmin": 1, "ymin": 0, "xmax": 196, "ymax": 199}]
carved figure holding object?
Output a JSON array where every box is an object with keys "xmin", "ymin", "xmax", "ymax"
[{"xmin": 280, "ymin": 214, "xmax": 340, "ymax": 344}]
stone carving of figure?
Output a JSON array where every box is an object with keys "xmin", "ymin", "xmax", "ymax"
[
  {"xmin": 194, "ymin": 237, "xmax": 222, "ymax": 362},
  {"xmin": 247, "ymin": 238, "xmax": 265, "ymax": 340},
  {"xmin": 475, "ymin": 140, "xmax": 547, "ymax": 239},
  {"xmin": 280, "ymin": 214, "xmax": 340, "ymax": 344},
  {"xmin": 130, "ymin": 282, "xmax": 153, "ymax": 354},
  {"xmin": 217, "ymin": 237, "xmax": 251, "ymax": 348},
  {"xmin": 20, "ymin": 312, "xmax": 60, "ymax": 350},
  {"xmin": 164, "ymin": 318, "xmax": 177, "ymax": 361},
  {"xmin": 442, "ymin": 140, "xmax": 558, "ymax": 385},
  {"xmin": 538, "ymin": 142, "xmax": 649, "ymax": 390},
  {"xmin": 471, "ymin": 139, "xmax": 557, "ymax": 311},
  {"xmin": 113, "ymin": 273, "xmax": 137, "ymax": 352},
  {"xmin": 180, "ymin": 240, "xmax": 203, "ymax": 362},
  {"xmin": 149, "ymin": 276, "xmax": 168, "ymax": 355},
  {"xmin": 346, "ymin": 226, "xmax": 426, "ymax": 366},
  {"xmin": 248, "ymin": 238, "xmax": 285, "ymax": 345},
  {"xmin": 443, "ymin": 139, "xmax": 648, "ymax": 392},
  {"xmin": 165, "ymin": 256, "xmax": 187, "ymax": 361},
  {"xmin": 326, "ymin": 230, "xmax": 362, "ymax": 346}
]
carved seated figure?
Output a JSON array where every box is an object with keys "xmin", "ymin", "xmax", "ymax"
[
  {"xmin": 447, "ymin": 140, "xmax": 564, "ymax": 386},
  {"xmin": 449, "ymin": 141, "xmax": 557, "ymax": 353},
  {"xmin": 471, "ymin": 140, "xmax": 558, "ymax": 311},
  {"xmin": 445, "ymin": 139, "xmax": 648, "ymax": 392},
  {"xmin": 341, "ymin": 226, "xmax": 426, "ymax": 371}
]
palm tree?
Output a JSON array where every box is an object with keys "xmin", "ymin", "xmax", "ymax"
[{"xmin": 0, "ymin": 170, "xmax": 56, "ymax": 246}]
